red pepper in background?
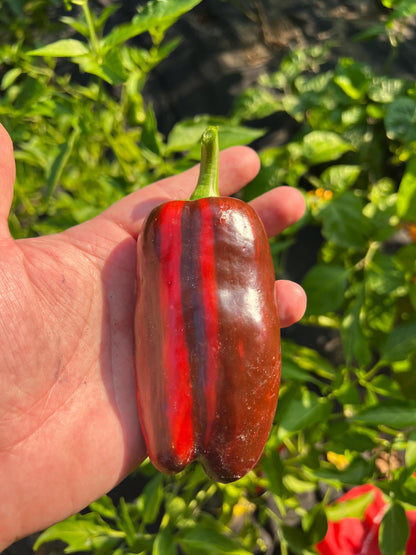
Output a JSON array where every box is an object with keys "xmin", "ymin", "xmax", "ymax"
[
  {"xmin": 135, "ymin": 127, "xmax": 281, "ymax": 482},
  {"xmin": 316, "ymin": 483, "xmax": 416, "ymax": 554}
]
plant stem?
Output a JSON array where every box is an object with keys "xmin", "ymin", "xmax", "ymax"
[
  {"xmin": 190, "ymin": 126, "xmax": 220, "ymax": 200},
  {"xmin": 362, "ymin": 359, "xmax": 385, "ymax": 382},
  {"xmin": 82, "ymin": 2, "xmax": 100, "ymax": 59}
]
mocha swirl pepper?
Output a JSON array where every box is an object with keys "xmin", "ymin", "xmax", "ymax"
[{"xmin": 135, "ymin": 127, "xmax": 281, "ymax": 482}]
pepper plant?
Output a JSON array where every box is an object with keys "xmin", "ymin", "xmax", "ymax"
[
  {"xmin": 0, "ymin": 0, "xmax": 263, "ymax": 239},
  {"xmin": 1, "ymin": 0, "xmax": 416, "ymax": 554}
]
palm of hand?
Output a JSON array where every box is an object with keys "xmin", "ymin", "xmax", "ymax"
[
  {"xmin": 0, "ymin": 125, "xmax": 306, "ymax": 547},
  {"xmin": 1, "ymin": 217, "xmax": 148, "ymax": 541}
]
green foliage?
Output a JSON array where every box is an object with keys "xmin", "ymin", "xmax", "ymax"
[
  {"xmin": 231, "ymin": 36, "xmax": 416, "ymax": 554},
  {"xmin": 34, "ymin": 464, "xmax": 261, "ymax": 554},
  {"xmin": 1, "ymin": 0, "xmax": 416, "ymax": 554},
  {"xmin": 0, "ymin": 0, "xmax": 259, "ymax": 238}
]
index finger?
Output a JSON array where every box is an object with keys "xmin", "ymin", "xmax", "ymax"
[{"xmin": 250, "ymin": 186, "xmax": 306, "ymax": 237}]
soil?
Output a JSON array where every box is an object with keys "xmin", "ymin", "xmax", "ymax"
[
  {"xmin": 4, "ymin": 0, "xmax": 415, "ymax": 553},
  {"xmin": 143, "ymin": 0, "xmax": 415, "ymax": 135}
]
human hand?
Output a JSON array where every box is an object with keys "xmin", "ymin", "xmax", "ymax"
[{"xmin": 0, "ymin": 123, "xmax": 306, "ymax": 549}]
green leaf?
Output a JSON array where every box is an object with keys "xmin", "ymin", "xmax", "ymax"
[
  {"xmin": 103, "ymin": 0, "xmax": 202, "ymax": 49},
  {"xmin": 60, "ymin": 16, "xmax": 90, "ymax": 37},
  {"xmin": 180, "ymin": 521, "xmax": 251, "ymax": 555},
  {"xmin": 365, "ymin": 250, "xmax": 406, "ymax": 297},
  {"xmin": 370, "ymin": 375, "xmax": 403, "ymax": 399},
  {"xmin": 319, "ymin": 191, "xmax": 372, "ymax": 250},
  {"xmin": 1, "ymin": 67, "xmax": 22, "ymax": 90},
  {"xmin": 135, "ymin": 0, "xmax": 202, "ymax": 30},
  {"xmin": 276, "ymin": 388, "xmax": 332, "ymax": 441},
  {"xmin": 33, "ymin": 514, "xmax": 123, "ymax": 552},
  {"xmin": 281, "ymin": 358, "xmax": 323, "ymax": 386},
  {"xmin": 329, "ymin": 425, "xmax": 377, "ymax": 452},
  {"xmin": 13, "ymin": 78, "xmax": 45, "ymax": 111},
  {"xmin": 209, "ymin": 125, "xmax": 266, "ymax": 152},
  {"xmin": 118, "ymin": 497, "xmax": 137, "ymax": 547},
  {"xmin": 405, "ymin": 430, "xmax": 416, "ymax": 469},
  {"xmin": 364, "ymin": 180, "xmax": 397, "ymax": 243},
  {"xmin": 364, "ymin": 292, "xmax": 397, "ymax": 335},
  {"xmin": 95, "ymin": 4, "xmax": 122, "ymax": 33},
  {"xmin": 75, "ymin": 51, "xmax": 128, "ymax": 85},
  {"xmin": 341, "ymin": 287, "xmax": 372, "ymax": 367},
  {"xmin": 166, "ymin": 119, "xmax": 209, "ymax": 152},
  {"xmin": 320, "ymin": 164, "xmax": 361, "ymax": 192},
  {"xmin": 351, "ymin": 399, "xmax": 416, "ymax": 429},
  {"xmin": 89, "ymin": 495, "xmax": 117, "ymax": 520},
  {"xmin": 380, "ymin": 320, "xmax": 416, "ymax": 362},
  {"xmin": 282, "ymin": 340, "xmax": 336, "ymax": 380},
  {"xmin": 394, "ymin": 243, "xmax": 416, "ymax": 278},
  {"xmin": 166, "ymin": 118, "xmax": 265, "ymax": 154},
  {"xmin": 397, "ymin": 156, "xmax": 416, "ymax": 221},
  {"xmin": 153, "ymin": 527, "xmax": 176, "ymax": 555},
  {"xmin": 281, "ymin": 524, "xmax": 309, "ymax": 552},
  {"xmin": 28, "ymin": 39, "xmax": 89, "ymax": 57},
  {"xmin": 141, "ymin": 105, "xmax": 161, "ymax": 155},
  {"xmin": 232, "ymin": 87, "xmax": 280, "ymax": 121},
  {"xmin": 101, "ymin": 48, "xmax": 129, "ymax": 84},
  {"xmin": 387, "ymin": 473, "xmax": 416, "ymax": 508},
  {"xmin": 302, "ymin": 131, "xmax": 354, "ymax": 165},
  {"xmin": 165, "ymin": 495, "xmax": 187, "ymax": 521},
  {"xmin": 283, "ymin": 474, "xmax": 317, "ymax": 494},
  {"xmin": 379, "ymin": 502, "xmax": 409, "ymax": 555},
  {"xmin": 137, "ymin": 474, "xmax": 164, "ymax": 524},
  {"xmin": 262, "ymin": 448, "xmax": 285, "ymax": 497},
  {"xmin": 394, "ymin": 359, "xmax": 416, "ymax": 402},
  {"xmin": 334, "ymin": 58, "xmax": 370, "ymax": 100},
  {"xmin": 326, "ymin": 489, "xmax": 375, "ymax": 521},
  {"xmin": 4, "ymin": 0, "xmax": 24, "ymax": 16},
  {"xmin": 303, "ymin": 264, "xmax": 350, "ymax": 315},
  {"xmin": 385, "ymin": 97, "xmax": 416, "ymax": 144},
  {"xmin": 315, "ymin": 457, "xmax": 372, "ymax": 485},
  {"xmin": 333, "ymin": 380, "xmax": 361, "ymax": 405},
  {"xmin": 46, "ymin": 128, "xmax": 80, "ymax": 200},
  {"xmin": 302, "ymin": 502, "xmax": 328, "ymax": 545},
  {"xmin": 368, "ymin": 76, "xmax": 406, "ymax": 103}
]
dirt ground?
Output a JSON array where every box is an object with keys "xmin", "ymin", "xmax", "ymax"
[
  {"xmin": 3, "ymin": 0, "xmax": 415, "ymax": 553},
  {"xmin": 144, "ymin": 0, "xmax": 415, "ymax": 134}
]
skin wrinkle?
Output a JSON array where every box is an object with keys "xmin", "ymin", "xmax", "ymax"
[
  {"xmin": 64, "ymin": 218, "xmax": 137, "ymax": 277},
  {"xmin": 60, "ymin": 232, "xmax": 111, "ymax": 269},
  {"xmin": 0, "ymin": 371, "xmax": 116, "ymax": 549},
  {"xmin": 16, "ymin": 238, "xmax": 99, "ymax": 328},
  {"xmin": 103, "ymin": 310, "xmax": 125, "ymax": 432},
  {"xmin": 0, "ymin": 363, "xmax": 93, "ymax": 454},
  {"xmin": 0, "ymin": 311, "xmax": 95, "ymax": 451},
  {"xmin": 62, "ymin": 219, "xmax": 139, "ymax": 455},
  {"xmin": 0, "ymin": 241, "xmax": 100, "ymax": 453},
  {"xmin": 100, "ymin": 256, "xmax": 137, "ymax": 447}
]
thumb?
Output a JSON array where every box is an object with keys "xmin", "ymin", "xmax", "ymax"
[{"xmin": 0, "ymin": 123, "xmax": 16, "ymax": 238}]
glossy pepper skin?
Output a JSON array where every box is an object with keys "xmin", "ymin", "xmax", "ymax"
[{"xmin": 135, "ymin": 127, "xmax": 281, "ymax": 482}]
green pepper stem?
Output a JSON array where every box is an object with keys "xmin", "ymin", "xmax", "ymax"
[{"xmin": 190, "ymin": 126, "xmax": 219, "ymax": 200}]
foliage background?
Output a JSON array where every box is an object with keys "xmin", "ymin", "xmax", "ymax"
[{"xmin": 1, "ymin": 0, "xmax": 416, "ymax": 553}]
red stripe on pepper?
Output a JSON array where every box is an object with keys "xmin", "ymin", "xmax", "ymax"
[{"xmin": 161, "ymin": 202, "xmax": 194, "ymax": 468}]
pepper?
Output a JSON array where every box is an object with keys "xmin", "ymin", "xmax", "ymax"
[{"xmin": 135, "ymin": 127, "xmax": 281, "ymax": 482}]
